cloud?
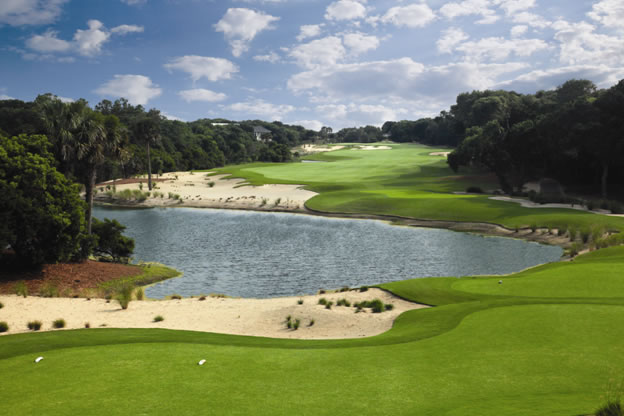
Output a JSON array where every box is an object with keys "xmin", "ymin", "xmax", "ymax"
[
  {"xmin": 496, "ymin": 65, "xmax": 624, "ymax": 93},
  {"xmin": 510, "ymin": 25, "xmax": 528, "ymax": 38},
  {"xmin": 178, "ymin": 89, "xmax": 227, "ymax": 103},
  {"xmin": 381, "ymin": 3, "xmax": 436, "ymax": 28},
  {"xmin": 342, "ymin": 33, "xmax": 379, "ymax": 55},
  {"xmin": 164, "ymin": 55, "xmax": 239, "ymax": 82},
  {"xmin": 455, "ymin": 37, "xmax": 550, "ymax": 62},
  {"xmin": 161, "ymin": 112, "xmax": 185, "ymax": 122},
  {"xmin": 493, "ymin": 0, "xmax": 535, "ymax": 16},
  {"xmin": 325, "ymin": 0, "xmax": 367, "ymax": 21},
  {"xmin": 26, "ymin": 30, "xmax": 72, "ymax": 53},
  {"xmin": 317, "ymin": 103, "xmax": 408, "ymax": 127},
  {"xmin": 253, "ymin": 51, "xmax": 280, "ymax": 63},
  {"xmin": 437, "ymin": 27, "xmax": 469, "ymax": 54},
  {"xmin": 214, "ymin": 8, "xmax": 279, "ymax": 57},
  {"xmin": 297, "ymin": 24, "xmax": 323, "ymax": 41},
  {"xmin": 0, "ymin": 94, "xmax": 15, "ymax": 100},
  {"xmin": 440, "ymin": 0, "xmax": 498, "ymax": 23},
  {"xmin": 288, "ymin": 57, "xmax": 527, "ymax": 103},
  {"xmin": 588, "ymin": 0, "xmax": 624, "ymax": 29},
  {"xmin": 94, "ymin": 74, "xmax": 162, "ymax": 105},
  {"xmin": 24, "ymin": 19, "xmax": 144, "ymax": 58},
  {"xmin": 73, "ymin": 19, "xmax": 110, "ymax": 56},
  {"xmin": 553, "ymin": 20, "xmax": 624, "ymax": 66},
  {"xmin": 120, "ymin": 0, "xmax": 146, "ymax": 5},
  {"xmin": 225, "ymin": 99, "xmax": 295, "ymax": 121},
  {"xmin": 289, "ymin": 36, "xmax": 346, "ymax": 69},
  {"xmin": 110, "ymin": 24, "xmax": 144, "ymax": 35},
  {"xmin": 0, "ymin": 0, "xmax": 68, "ymax": 26},
  {"xmin": 56, "ymin": 95, "xmax": 73, "ymax": 103},
  {"xmin": 510, "ymin": 12, "xmax": 550, "ymax": 28},
  {"xmin": 289, "ymin": 119, "xmax": 323, "ymax": 131}
]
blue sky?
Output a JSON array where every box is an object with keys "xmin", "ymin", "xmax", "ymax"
[{"xmin": 1, "ymin": 0, "xmax": 623, "ymax": 130}]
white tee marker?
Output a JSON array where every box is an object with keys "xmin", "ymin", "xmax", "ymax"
[
  {"xmin": 198, "ymin": 359, "xmax": 206, "ymax": 366},
  {"xmin": 34, "ymin": 357, "xmax": 44, "ymax": 363}
]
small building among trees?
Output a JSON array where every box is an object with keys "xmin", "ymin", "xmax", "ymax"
[{"xmin": 253, "ymin": 126, "xmax": 272, "ymax": 142}]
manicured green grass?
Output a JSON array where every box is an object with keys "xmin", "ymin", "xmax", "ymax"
[
  {"xmin": 218, "ymin": 143, "xmax": 624, "ymax": 233},
  {"xmin": 2, "ymin": 248, "xmax": 624, "ymax": 415},
  {"xmin": 2, "ymin": 144, "xmax": 623, "ymax": 415}
]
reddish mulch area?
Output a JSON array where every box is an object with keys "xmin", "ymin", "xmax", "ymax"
[
  {"xmin": 0, "ymin": 260, "xmax": 142, "ymax": 296},
  {"xmin": 96, "ymin": 178, "xmax": 170, "ymax": 186}
]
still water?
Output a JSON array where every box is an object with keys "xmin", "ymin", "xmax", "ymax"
[{"xmin": 93, "ymin": 206, "xmax": 562, "ymax": 299}]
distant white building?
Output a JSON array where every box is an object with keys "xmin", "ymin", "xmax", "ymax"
[{"xmin": 253, "ymin": 126, "xmax": 272, "ymax": 142}]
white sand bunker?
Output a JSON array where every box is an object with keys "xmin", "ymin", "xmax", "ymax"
[
  {"xmin": 353, "ymin": 145, "xmax": 392, "ymax": 150},
  {"xmin": 297, "ymin": 144, "xmax": 345, "ymax": 154},
  {"xmin": 0, "ymin": 289, "xmax": 427, "ymax": 340},
  {"xmin": 97, "ymin": 171, "xmax": 317, "ymax": 211},
  {"xmin": 429, "ymin": 152, "xmax": 450, "ymax": 157}
]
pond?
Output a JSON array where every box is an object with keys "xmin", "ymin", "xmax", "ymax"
[{"xmin": 93, "ymin": 206, "xmax": 563, "ymax": 299}]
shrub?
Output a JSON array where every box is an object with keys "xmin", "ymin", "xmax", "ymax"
[
  {"xmin": 297, "ymin": 299, "xmax": 304, "ymax": 305},
  {"xmin": 581, "ymin": 228, "xmax": 591, "ymax": 244},
  {"xmin": 325, "ymin": 301, "xmax": 333, "ymax": 310},
  {"xmin": 359, "ymin": 286, "xmax": 368, "ymax": 292},
  {"xmin": 135, "ymin": 287, "xmax": 145, "ymax": 301},
  {"xmin": 293, "ymin": 319, "xmax": 301, "ymax": 330},
  {"xmin": 27, "ymin": 320, "xmax": 42, "ymax": 331},
  {"xmin": 0, "ymin": 302, "xmax": 3, "ymax": 309},
  {"xmin": 466, "ymin": 186, "xmax": 483, "ymax": 193},
  {"xmin": 91, "ymin": 218, "xmax": 135, "ymax": 263},
  {"xmin": 208, "ymin": 181, "xmax": 215, "ymax": 188},
  {"xmin": 595, "ymin": 400, "xmax": 623, "ymax": 416},
  {"xmin": 116, "ymin": 284, "xmax": 133, "ymax": 310},
  {"xmin": 0, "ymin": 322, "xmax": 8, "ymax": 333},
  {"xmin": 274, "ymin": 198, "xmax": 281, "ymax": 206},
  {"xmin": 309, "ymin": 319, "xmax": 315, "ymax": 327},
  {"xmin": 340, "ymin": 286, "xmax": 350, "ymax": 292},
  {"xmin": 153, "ymin": 315, "xmax": 164, "ymax": 322},
  {"xmin": 170, "ymin": 294, "xmax": 182, "ymax": 300},
  {"xmin": 260, "ymin": 198, "xmax": 268, "ymax": 206},
  {"xmin": 336, "ymin": 298, "xmax": 351, "ymax": 307},
  {"xmin": 318, "ymin": 298, "xmax": 327, "ymax": 305},
  {"xmin": 84, "ymin": 322, "xmax": 90, "ymax": 329},
  {"xmin": 384, "ymin": 304, "xmax": 394, "ymax": 311},
  {"xmin": 319, "ymin": 289, "xmax": 326, "ymax": 294},
  {"xmin": 52, "ymin": 319, "xmax": 66, "ymax": 329},
  {"xmin": 198, "ymin": 296, "xmax": 206, "ymax": 301},
  {"xmin": 139, "ymin": 182, "xmax": 143, "ymax": 190},
  {"xmin": 40, "ymin": 282, "xmax": 59, "ymax": 298},
  {"xmin": 14, "ymin": 280, "xmax": 28, "ymax": 298}
]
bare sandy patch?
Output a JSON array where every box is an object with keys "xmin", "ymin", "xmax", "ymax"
[
  {"xmin": 296, "ymin": 144, "xmax": 345, "ymax": 154},
  {"xmin": 353, "ymin": 145, "xmax": 392, "ymax": 150},
  {"xmin": 0, "ymin": 289, "xmax": 427, "ymax": 340},
  {"xmin": 489, "ymin": 196, "xmax": 623, "ymax": 216},
  {"xmin": 429, "ymin": 152, "xmax": 450, "ymax": 157},
  {"xmin": 96, "ymin": 171, "xmax": 317, "ymax": 212}
]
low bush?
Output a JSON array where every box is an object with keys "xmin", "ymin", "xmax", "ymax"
[
  {"xmin": 297, "ymin": 299, "xmax": 304, "ymax": 305},
  {"xmin": 336, "ymin": 298, "xmax": 351, "ymax": 307},
  {"xmin": 385, "ymin": 304, "xmax": 394, "ymax": 311},
  {"xmin": 40, "ymin": 282, "xmax": 59, "ymax": 298},
  {"xmin": 0, "ymin": 302, "xmax": 3, "ymax": 309},
  {"xmin": 27, "ymin": 320, "xmax": 42, "ymax": 331},
  {"xmin": 318, "ymin": 298, "xmax": 327, "ymax": 305},
  {"xmin": 359, "ymin": 286, "xmax": 368, "ymax": 292},
  {"xmin": 135, "ymin": 287, "xmax": 145, "ymax": 301},
  {"xmin": 308, "ymin": 319, "xmax": 315, "ymax": 327},
  {"xmin": 116, "ymin": 284, "xmax": 133, "ymax": 310},
  {"xmin": 208, "ymin": 181, "xmax": 215, "ymax": 188},
  {"xmin": 14, "ymin": 280, "xmax": 28, "ymax": 298},
  {"xmin": 325, "ymin": 301, "xmax": 333, "ymax": 310},
  {"xmin": 198, "ymin": 296, "xmax": 206, "ymax": 301},
  {"xmin": 91, "ymin": 218, "xmax": 135, "ymax": 263},
  {"xmin": 340, "ymin": 286, "xmax": 350, "ymax": 292},
  {"xmin": 293, "ymin": 319, "xmax": 301, "ymax": 330},
  {"xmin": 355, "ymin": 299, "xmax": 386, "ymax": 313},
  {"xmin": 595, "ymin": 400, "xmax": 623, "ymax": 416},
  {"xmin": 52, "ymin": 319, "xmax": 66, "ymax": 329},
  {"xmin": 466, "ymin": 186, "xmax": 483, "ymax": 194},
  {"xmin": 0, "ymin": 322, "xmax": 8, "ymax": 332},
  {"xmin": 170, "ymin": 294, "xmax": 182, "ymax": 300},
  {"xmin": 153, "ymin": 315, "xmax": 164, "ymax": 322},
  {"xmin": 84, "ymin": 322, "xmax": 90, "ymax": 329}
]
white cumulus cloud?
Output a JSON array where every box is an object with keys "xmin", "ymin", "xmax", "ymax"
[
  {"xmin": 0, "ymin": 0, "xmax": 68, "ymax": 26},
  {"xmin": 437, "ymin": 27, "xmax": 469, "ymax": 54},
  {"xmin": 214, "ymin": 8, "xmax": 279, "ymax": 57},
  {"xmin": 381, "ymin": 3, "xmax": 436, "ymax": 28},
  {"xmin": 588, "ymin": 0, "xmax": 624, "ymax": 29},
  {"xmin": 325, "ymin": 0, "xmax": 367, "ymax": 21},
  {"xmin": 289, "ymin": 36, "xmax": 346, "ymax": 69},
  {"xmin": 26, "ymin": 30, "xmax": 72, "ymax": 53},
  {"xmin": 94, "ymin": 74, "xmax": 162, "ymax": 105},
  {"xmin": 226, "ymin": 99, "xmax": 295, "ymax": 121},
  {"xmin": 110, "ymin": 24, "xmax": 144, "ymax": 35},
  {"xmin": 253, "ymin": 51, "xmax": 281, "ymax": 63},
  {"xmin": 178, "ymin": 89, "xmax": 227, "ymax": 103},
  {"xmin": 343, "ymin": 33, "xmax": 379, "ymax": 55},
  {"xmin": 73, "ymin": 19, "xmax": 110, "ymax": 56},
  {"xmin": 164, "ymin": 56, "xmax": 239, "ymax": 82},
  {"xmin": 455, "ymin": 37, "xmax": 550, "ymax": 62},
  {"xmin": 297, "ymin": 24, "xmax": 323, "ymax": 41},
  {"xmin": 440, "ymin": 0, "xmax": 499, "ymax": 24}
]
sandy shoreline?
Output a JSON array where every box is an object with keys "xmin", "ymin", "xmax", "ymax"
[
  {"xmin": 96, "ymin": 172, "xmax": 317, "ymax": 212},
  {"xmin": 0, "ymin": 289, "xmax": 426, "ymax": 340}
]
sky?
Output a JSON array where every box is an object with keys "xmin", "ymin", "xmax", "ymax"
[{"xmin": 0, "ymin": 0, "xmax": 623, "ymax": 130}]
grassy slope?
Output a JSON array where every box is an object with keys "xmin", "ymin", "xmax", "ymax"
[{"xmin": 2, "ymin": 144, "xmax": 624, "ymax": 415}]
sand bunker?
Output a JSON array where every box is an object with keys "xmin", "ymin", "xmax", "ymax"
[
  {"xmin": 0, "ymin": 289, "xmax": 427, "ymax": 340},
  {"xmin": 429, "ymin": 152, "xmax": 450, "ymax": 157},
  {"xmin": 96, "ymin": 172, "xmax": 317, "ymax": 211},
  {"xmin": 353, "ymin": 145, "xmax": 392, "ymax": 150},
  {"xmin": 489, "ymin": 196, "xmax": 624, "ymax": 216},
  {"xmin": 297, "ymin": 144, "xmax": 345, "ymax": 154}
]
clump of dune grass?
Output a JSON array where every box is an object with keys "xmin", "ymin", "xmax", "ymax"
[
  {"xmin": 135, "ymin": 287, "xmax": 145, "ymax": 301},
  {"xmin": 0, "ymin": 322, "xmax": 8, "ymax": 333},
  {"xmin": 297, "ymin": 299, "xmax": 304, "ymax": 305},
  {"xmin": 27, "ymin": 320, "xmax": 42, "ymax": 331},
  {"xmin": 52, "ymin": 319, "xmax": 66, "ymax": 329},
  {"xmin": 308, "ymin": 319, "xmax": 315, "ymax": 327},
  {"xmin": 325, "ymin": 301, "xmax": 333, "ymax": 310},
  {"xmin": 595, "ymin": 400, "xmax": 623, "ymax": 416},
  {"xmin": 293, "ymin": 319, "xmax": 301, "ymax": 330},
  {"xmin": 116, "ymin": 284, "xmax": 134, "ymax": 310},
  {"xmin": 336, "ymin": 298, "xmax": 351, "ymax": 307},
  {"xmin": 40, "ymin": 282, "xmax": 59, "ymax": 298},
  {"xmin": 170, "ymin": 294, "xmax": 182, "ymax": 300},
  {"xmin": 318, "ymin": 298, "xmax": 327, "ymax": 305},
  {"xmin": 14, "ymin": 280, "xmax": 28, "ymax": 298},
  {"xmin": 0, "ymin": 302, "xmax": 3, "ymax": 309},
  {"xmin": 153, "ymin": 315, "xmax": 164, "ymax": 322}
]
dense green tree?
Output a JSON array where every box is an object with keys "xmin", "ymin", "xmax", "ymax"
[
  {"xmin": 0, "ymin": 134, "xmax": 88, "ymax": 266},
  {"xmin": 91, "ymin": 218, "xmax": 135, "ymax": 263}
]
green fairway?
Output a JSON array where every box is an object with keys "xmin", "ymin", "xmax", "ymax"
[
  {"xmin": 2, "ymin": 247, "xmax": 624, "ymax": 415},
  {"xmin": 219, "ymin": 143, "xmax": 624, "ymax": 233},
  {"xmin": 2, "ymin": 143, "xmax": 624, "ymax": 415}
]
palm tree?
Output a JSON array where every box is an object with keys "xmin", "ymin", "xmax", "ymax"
[
  {"xmin": 133, "ymin": 109, "xmax": 161, "ymax": 191},
  {"xmin": 37, "ymin": 95, "xmax": 80, "ymax": 175}
]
